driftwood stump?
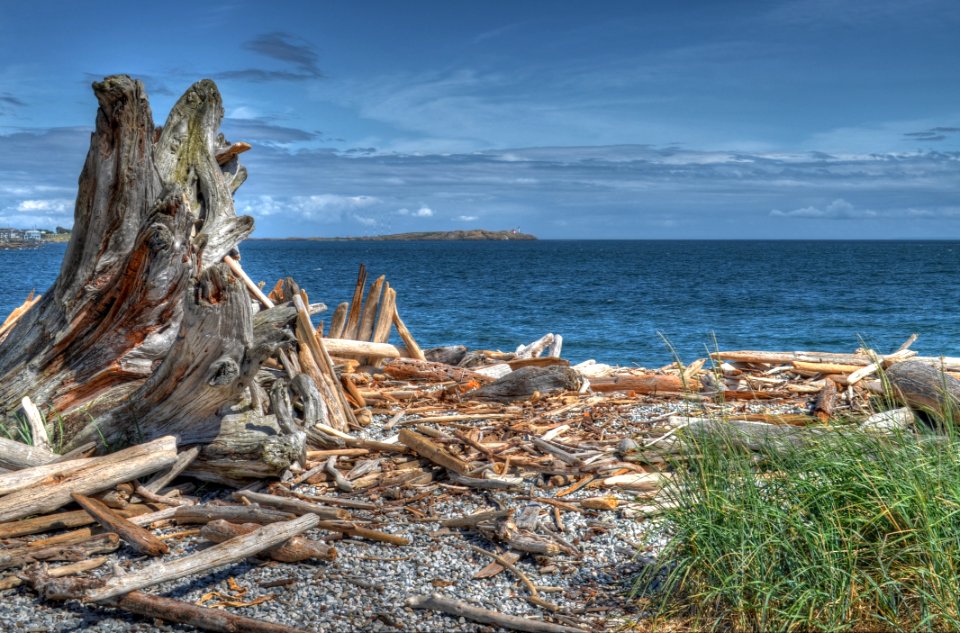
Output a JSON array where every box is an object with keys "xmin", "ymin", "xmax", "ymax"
[
  {"xmin": 0, "ymin": 76, "xmax": 312, "ymax": 482},
  {"xmin": 886, "ymin": 360, "xmax": 960, "ymax": 422}
]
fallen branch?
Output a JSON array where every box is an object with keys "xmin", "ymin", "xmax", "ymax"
[
  {"xmin": 0, "ymin": 556, "xmax": 108, "ymax": 591},
  {"xmin": 231, "ymin": 490, "xmax": 350, "ymax": 521},
  {"xmin": 71, "ymin": 493, "xmax": 168, "ymax": 557},
  {"xmin": 406, "ymin": 593, "xmax": 586, "ymax": 633},
  {"xmin": 200, "ymin": 520, "xmax": 336, "ymax": 562},
  {"xmin": 85, "ymin": 514, "xmax": 319, "ymax": 601}
]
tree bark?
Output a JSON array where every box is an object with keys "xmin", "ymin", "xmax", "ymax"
[{"xmin": 0, "ymin": 75, "xmax": 323, "ymax": 481}]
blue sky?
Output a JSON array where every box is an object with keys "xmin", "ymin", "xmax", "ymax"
[{"xmin": 1, "ymin": 0, "xmax": 959, "ymax": 238}]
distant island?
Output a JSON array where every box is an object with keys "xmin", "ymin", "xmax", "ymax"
[{"xmin": 261, "ymin": 229, "xmax": 537, "ymax": 242}]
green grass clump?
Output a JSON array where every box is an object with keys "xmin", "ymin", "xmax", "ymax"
[{"xmin": 636, "ymin": 424, "xmax": 960, "ymax": 632}]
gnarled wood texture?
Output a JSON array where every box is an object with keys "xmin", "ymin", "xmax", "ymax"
[{"xmin": 0, "ymin": 76, "xmax": 324, "ymax": 481}]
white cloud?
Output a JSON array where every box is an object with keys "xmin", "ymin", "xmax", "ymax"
[
  {"xmin": 352, "ymin": 214, "xmax": 377, "ymax": 226},
  {"xmin": 770, "ymin": 198, "xmax": 960, "ymax": 220},
  {"xmin": 770, "ymin": 198, "xmax": 871, "ymax": 219},
  {"xmin": 207, "ymin": 143, "xmax": 960, "ymax": 237},
  {"xmin": 238, "ymin": 194, "xmax": 380, "ymax": 221},
  {"xmin": 397, "ymin": 205, "xmax": 433, "ymax": 217},
  {"xmin": 0, "ymin": 213, "xmax": 72, "ymax": 229},
  {"xmin": 228, "ymin": 105, "xmax": 260, "ymax": 119},
  {"xmin": 0, "ymin": 185, "xmax": 71, "ymax": 196},
  {"xmin": 16, "ymin": 198, "xmax": 72, "ymax": 212},
  {"xmin": 0, "ymin": 197, "xmax": 74, "ymax": 229}
]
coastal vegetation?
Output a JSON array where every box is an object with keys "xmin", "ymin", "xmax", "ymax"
[{"xmin": 636, "ymin": 405, "xmax": 960, "ymax": 631}]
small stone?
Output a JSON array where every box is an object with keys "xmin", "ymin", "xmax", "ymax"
[{"xmin": 617, "ymin": 438, "xmax": 638, "ymax": 456}]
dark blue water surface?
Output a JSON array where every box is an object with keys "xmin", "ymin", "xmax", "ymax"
[{"xmin": 3, "ymin": 241, "xmax": 958, "ymax": 366}]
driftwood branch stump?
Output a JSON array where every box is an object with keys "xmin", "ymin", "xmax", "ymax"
[{"xmin": 0, "ymin": 76, "xmax": 314, "ymax": 482}]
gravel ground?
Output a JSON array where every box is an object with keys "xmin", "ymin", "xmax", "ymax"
[{"xmin": 0, "ymin": 398, "xmax": 803, "ymax": 632}]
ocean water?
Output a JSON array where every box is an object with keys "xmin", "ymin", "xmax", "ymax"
[{"xmin": 2, "ymin": 240, "xmax": 958, "ymax": 366}]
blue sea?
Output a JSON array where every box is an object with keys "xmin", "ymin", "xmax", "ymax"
[{"xmin": 2, "ymin": 240, "xmax": 958, "ymax": 366}]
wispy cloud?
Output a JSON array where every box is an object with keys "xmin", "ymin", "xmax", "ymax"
[
  {"xmin": 771, "ymin": 198, "xmax": 875, "ymax": 219},
  {"xmin": 222, "ymin": 117, "xmax": 318, "ymax": 143},
  {"xmin": 0, "ymin": 93, "xmax": 25, "ymax": 107},
  {"xmin": 244, "ymin": 32, "xmax": 321, "ymax": 73},
  {"xmin": 215, "ymin": 32, "xmax": 323, "ymax": 83},
  {"xmin": 0, "ymin": 92, "xmax": 26, "ymax": 116},
  {"xmin": 762, "ymin": 0, "xmax": 960, "ymax": 28},
  {"xmin": 771, "ymin": 197, "xmax": 960, "ymax": 220},
  {"xmin": 904, "ymin": 126, "xmax": 960, "ymax": 142},
  {"xmin": 472, "ymin": 22, "xmax": 525, "ymax": 44}
]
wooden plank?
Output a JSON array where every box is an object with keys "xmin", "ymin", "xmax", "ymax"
[
  {"xmin": 714, "ymin": 350, "xmax": 875, "ymax": 366},
  {"xmin": 356, "ymin": 275, "xmax": 385, "ymax": 342},
  {"xmin": 589, "ymin": 374, "xmax": 691, "ymax": 394},
  {"xmin": 328, "ymin": 302, "xmax": 349, "ymax": 339},
  {"xmin": 321, "ymin": 338, "xmax": 402, "ymax": 359},
  {"xmin": 398, "ymin": 429, "xmax": 469, "ymax": 474},
  {"xmin": 791, "ymin": 361, "xmax": 863, "ymax": 374},
  {"xmin": 369, "ymin": 285, "xmax": 396, "ymax": 366},
  {"xmin": 341, "ymin": 264, "xmax": 367, "ymax": 340}
]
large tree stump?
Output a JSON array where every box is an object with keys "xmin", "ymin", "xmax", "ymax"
[{"xmin": 0, "ymin": 76, "xmax": 314, "ymax": 481}]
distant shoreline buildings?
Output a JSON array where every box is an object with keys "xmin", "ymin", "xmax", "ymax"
[{"xmin": 0, "ymin": 226, "xmax": 71, "ymax": 245}]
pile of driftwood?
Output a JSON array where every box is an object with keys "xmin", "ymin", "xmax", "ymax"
[
  {"xmin": 2, "ymin": 75, "xmax": 957, "ymax": 633},
  {"xmin": 1, "ymin": 324, "xmax": 952, "ymax": 631}
]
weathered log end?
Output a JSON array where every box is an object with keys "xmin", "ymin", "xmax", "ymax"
[{"xmin": 885, "ymin": 360, "xmax": 960, "ymax": 423}]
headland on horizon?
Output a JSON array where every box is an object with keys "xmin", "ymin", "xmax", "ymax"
[{"xmin": 251, "ymin": 229, "xmax": 537, "ymax": 242}]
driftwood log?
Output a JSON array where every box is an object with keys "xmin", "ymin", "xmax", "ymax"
[
  {"xmin": 0, "ymin": 75, "xmax": 339, "ymax": 482},
  {"xmin": 886, "ymin": 360, "xmax": 960, "ymax": 421},
  {"xmin": 467, "ymin": 366, "xmax": 582, "ymax": 403}
]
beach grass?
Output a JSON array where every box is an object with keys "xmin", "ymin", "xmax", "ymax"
[{"xmin": 634, "ymin": 418, "xmax": 960, "ymax": 632}]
